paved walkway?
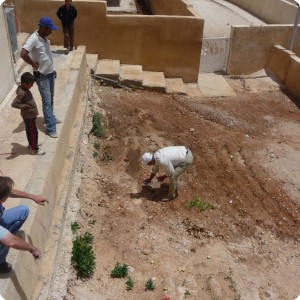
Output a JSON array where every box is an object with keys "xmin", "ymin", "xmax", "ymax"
[{"xmin": 191, "ymin": 0, "xmax": 266, "ymax": 37}]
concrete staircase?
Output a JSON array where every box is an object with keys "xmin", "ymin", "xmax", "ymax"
[{"xmin": 86, "ymin": 55, "xmax": 191, "ymax": 95}]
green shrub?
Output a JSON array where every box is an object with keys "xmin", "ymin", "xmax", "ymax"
[
  {"xmin": 71, "ymin": 232, "xmax": 96, "ymax": 278},
  {"xmin": 93, "ymin": 151, "xmax": 98, "ymax": 158},
  {"xmin": 111, "ymin": 263, "xmax": 129, "ymax": 278},
  {"xmin": 71, "ymin": 221, "xmax": 81, "ymax": 234},
  {"xmin": 126, "ymin": 276, "xmax": 134, "ymax": 291},
  {"xmin": 94, "ymin": 142, "xmax": 100, "ymax": 150},
  {"xmin": 91, "ymin": 112, "xmax": 105, "ymax": 138},
  {"xmin": 186, "ymin": 195, "xmax": 215, "ymax": 212},
  {"xmin": 145, "ymin": 279, "xmax": 155, "ymax": 291}
]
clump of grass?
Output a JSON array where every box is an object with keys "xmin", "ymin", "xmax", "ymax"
[
  {"xmin": 91, "ymin": 112, "xmax": 105, "ymax": 138},
  {"xmin": 71, "ymin": 221, "xmax": 81, "ymax": 234},
  {"xmin": 89, "ymin": 219, "xmax": 96, "ymax": 226},
  {"xmin": 186, "ymin": 195, "xmax": 215, "ymax": 212},
  {"xmin": 94, "ymin": 142, "xmax": 100, "ymax": 150},
  {"xmin": 71, "ymin": 232, "xmax": 96, "ymax": 278},
  {"xmin": 184, "ymin": 290, "xmax": 191, "ymax": 297},
  {"xmin": 126, "ymin": 276, "xmax": 134, "ymax": 291},
  {"xmin": 145, "ymin": 279, "xmax": 155, "ymax": 291},
  {"xmin": 93, "ymin": 151, "xmax": 98, "ymax": 158},
  {"xmin": 111, "ymin": 263, "xmax": 129, "ymax": 278},
  {"xmin": 102, "ymin": 145, "xmax": 113, "ymax": 162}
]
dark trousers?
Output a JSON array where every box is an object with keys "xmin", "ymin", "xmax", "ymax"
[
  {"xmin": 24, "ymin": 117, "xmax": 39, "ymax": 150},
  {"xmin": 63, "ymin": 24, "xmax": 74, "ymax": 49}
]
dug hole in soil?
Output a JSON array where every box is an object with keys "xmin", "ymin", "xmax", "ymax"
[{"xmin": 61, "ymin": 77, "xmax": 300, "ymax": 300}]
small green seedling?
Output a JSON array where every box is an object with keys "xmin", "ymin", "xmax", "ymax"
[
  {"xmin": 186, "ymin": 195, "xmax": 215, "ymax": 212},
  {"xmin": 94, "ymin": 142, "xmax": 100, "ymax": 150},
  {"xmin": 88, "ymin": 219, "xmax": 96, "ymax": 225},
  {"xmin": 71, "ymin": 221, "xmax": 81, "ymax": 234},
  {"xmin": 91, "ymin": 112, "xmax": 105, "ymax": 138},
  {"xmin": 184, "ymin": 290, "xmax": 191, "ymax": 298},
  {"xmin": 71, "ymin": 232, "xmax": 96, "ymax": 278},
  {"xmin": 145, "ymin": 279, "xmax": 155, "ymax": 291},
  {"xmin": 111, "ymin": 263, "xmax": 129, "ymax": 278},
  {"xmin": 126, "ymin": 276, "xmax": 134, "ymax": 291}
]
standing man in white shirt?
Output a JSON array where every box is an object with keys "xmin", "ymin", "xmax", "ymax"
[
  {"xmin": 142, "ymin": 146, "xmax": 193, "ymax": 201},
  {"xmin": 21, "ymin": 17, "xmax": 59, "ymax": 138}
]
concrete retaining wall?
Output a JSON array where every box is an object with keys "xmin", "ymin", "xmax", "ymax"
[
  {"xmin": 226, "ymin": 0, "xmax": 298, "ymax": 24},
  {"xmin": 146, "ymin": 0, "xmax": 194, "ymax": 16},
  {"xmin": 227, "ymin": 25, "xmax": 300, "ymax": 75},
  {"xmin": 266, "ymin": 45, "xmax": 300, "ymax": 99},
  {"xmin": 0, "ymin": 5, "xmax": 15, "ymax": 104},
  {"xmin": 10, "ymin": 0, "xmax": 203, "ymax": 82}
]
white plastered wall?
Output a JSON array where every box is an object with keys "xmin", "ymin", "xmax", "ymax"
[{"xmin": 0, "ymin": 4, "xmax": 15, "ymax": 104}]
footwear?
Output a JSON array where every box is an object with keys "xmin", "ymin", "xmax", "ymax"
[
  {"xmin": 48, "ymin": 132, "xmax": 58, "ymax": 138},
  {"xmin": 56, "ymin": 118, "xmax": 63, "ymax": 124},
  {"xmin": 0, "ymin": 262, "xmax": 12, "ymax": 274},
  {"xmin": 32, "ymin": 148, "xmax": 46, "ymax": 155},
  {"xmin": 69, "ymin": 47, "xmax": 74, "ymax": 51},
  {"xmin": 28, "ymin": 143, "xmax": 42, "ymax": 149},
  {"xmin": 64, "ymin": 49, "xmax": 69, "ymax": 55},
  {"xmin": 161, "ymin": 195, "xmax": 176, "ymax": 202}
]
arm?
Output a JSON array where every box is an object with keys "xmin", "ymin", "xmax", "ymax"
[
  {"xmin": 9, "ymin": 189, "xmax": 48, "ymax": 206},
  {"xmin": 11, "ymin": 89, "xmax": 31, "ymax": 110},
  {"xmin": 144, "ymin": 172, "xmax": 156, "ymax": 184},
  {"xmin": 1, "ymin": 231, "xmax": 41, "ymax": 259},
  {"xmin": 20, "ymin": 48, "xmax": 39, "ymax": 70},
  {"xmin": 73, "ymin": 6, "xmax": 77, "ymax": 19}
]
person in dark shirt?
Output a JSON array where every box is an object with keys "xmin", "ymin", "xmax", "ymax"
[
  {"xmin": 11, "ymin": 72, "xmax": 45, "ymax": 155},
  {"xmin": 57, "ymin": 0, "xmax": 78, "ymax": 54}
]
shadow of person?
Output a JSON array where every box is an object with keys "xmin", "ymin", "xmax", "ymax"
[
  {"xmin": 51, "ymin": 49, "xmax": 65, "ymax": 55},
  {"xmin": 5, "ymin": 143, "xmax": 30, "ymax": 160},
  {"xmin": 36, "ymin": 116, "xmax": 46, "ymax": 133},
  {"xmin": 130, "ymin": 183, "xmax": 169, "ymax": 202},
  {"xmin": 12, "ymin": 121, "xmax": 25, "ymax": 133}
]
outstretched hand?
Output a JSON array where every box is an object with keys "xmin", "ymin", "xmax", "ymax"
[
  {"xmin": 32, "ymin": 195, "xmax": 49, "ymax": 206},
  {"xmin": 31, "ymin": 247, "xmax": 41, "ymax": 259},
  {"xmin": 157, "ymin": 175, "xmax": 167, "ymax": 182},
  {"xmin": 143, "ymin": 179, "xmax": 152, "ymax": 185}
]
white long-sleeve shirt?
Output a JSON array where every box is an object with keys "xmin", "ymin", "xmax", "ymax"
[{"xmin": 152, "ymin": 146, "xmax": 188, "ymax": 176}]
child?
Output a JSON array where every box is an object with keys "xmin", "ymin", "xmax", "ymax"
[{"xmin": 11, "ymin": 72, "xmax": 45, "ymax": 155}]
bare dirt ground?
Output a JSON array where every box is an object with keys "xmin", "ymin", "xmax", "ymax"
[{"xmin": 64, "ymin": 77, "xmax": 300, "ymax": 300}]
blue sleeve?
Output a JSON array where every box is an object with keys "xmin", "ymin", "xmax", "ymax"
[{"xmin": 0, "ymin": 226, "xmax": 9, "ymax": 240}]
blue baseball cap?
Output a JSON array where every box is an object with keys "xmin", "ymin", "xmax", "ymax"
[{"xmin": 38, "ymin": 17, "xmax": 58, "ymax": 30}]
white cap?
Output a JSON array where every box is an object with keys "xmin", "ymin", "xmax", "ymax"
[{"xmin": 141, "ymin": 152, "xmax": 152, "ymax": 164}]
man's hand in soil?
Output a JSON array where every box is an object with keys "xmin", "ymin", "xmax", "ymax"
[{"xmin": 157, "ymin": 175, "xmax": 167, "ymax": 182}]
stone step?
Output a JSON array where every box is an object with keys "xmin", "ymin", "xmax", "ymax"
[
  {"xmin": 95, "ymin": 59, "xmax": 120, "ymax": 80},
  {"xmin": 142, "ymin": 71, "xmax": 166, "ymax": 93},
  {"xmin": 166, "ymin": 78, "xmax": 187, "ymax": 94},
  {"xmin": 86, "ymin": 54, "xmax": 99, "ymax": 74},
  {"xmin": 120, "ymin": 64, "xmax": 143, "ymax": 87},
  {"xmin": 198, "ymin": 73, "xmax": 236, "ymax": 97},
  {"xmin": 186, "ymin": 83, "xmax": 203, "ymax": 97}
]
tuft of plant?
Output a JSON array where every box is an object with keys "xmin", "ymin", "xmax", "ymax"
[
  {"xmin": 89, "ymin": 219, "xmax": 96, "ymax": 226},
  {"xmin": 126, "ymin": 276, "xmax": 134, "ymax": 291},
  {"xmin": 71, "ymin": 232, "xmax": 96, "ymax": 278},
  {"xmin": 111, "ymin": 263, "xmax": 129, "ymax": 278},
  {"xmin": 93, "ymin": 151, "xmax": 98, "ymax": 158},
  {"xmin": 102, "ymin": 145, "xmax": 113, "ymax": 162},
  {"xmin": 94, "ymin": 142, "xmax": 100, "ymax": 150},
  {"xmin": 71, "ymin": 221, "xmax": 81, "ymax": 234},
  {"xmin": 145, "ymin": 279, "xmax": 155, "ymax": 291},
  {"xmin": 186, "ymin": 195, "xmax": 215, "ymax": 212},
  {"xmin": 184, "ymin": 290, "xmax": 191, "ymax": 298},
  {"xmin": 91, "ymin": 112, "xmax": 105, "ymax": 138}
]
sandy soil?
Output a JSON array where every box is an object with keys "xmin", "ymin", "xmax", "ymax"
[{"xmin": 63, "ymin": 77, "xmax": 300, "ymax": 300}]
